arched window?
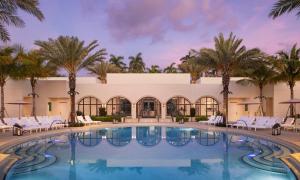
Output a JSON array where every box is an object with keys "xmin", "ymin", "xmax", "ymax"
[
  {"xmin": 195, "ymin": 97, "xmax": 219, "ymax": 117},
  {"xmin": 167, "ymin": 96, "xmax": 191, "ymax": 116},
  {"xmin": 77, "ymin": 96, "xmax": 102, "ymax": 116},
  {"xmin": 106, "ymin": 97, "xmax": 131, "ymax": 116}
]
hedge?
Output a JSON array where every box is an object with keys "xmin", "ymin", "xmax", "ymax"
[
  {"xmin": 90, "ymin": 116, "xmax": 122, "ymax": 122},
  {"xmin": 175, "ymin": 116, "xmax": 190, "ymax": 122},
  {"xmin": 195, "ymin": 116, "xmax": 208, "ymax": 121}
]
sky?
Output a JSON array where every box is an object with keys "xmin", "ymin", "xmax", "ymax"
[{"xmin": 6, "ymin": 0, "xmax": 300, "ymax": 75}]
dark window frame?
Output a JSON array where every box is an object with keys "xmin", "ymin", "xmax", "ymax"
[
  {"xmin": 166, "ymin": 96, "xmax": 191, "ymax": 116},
  {"xmin": 106, "ymin": 97, "xmax": 131, "ymax": 116},
  {"xmin": 77, "ymin": 96, "xmax": 102, "ymax": 116},
  {"xmin": 195, "ymin": 97, "xmax": 219, "ymax": 117}
]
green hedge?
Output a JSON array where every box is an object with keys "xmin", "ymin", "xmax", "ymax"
[
  {"xmin": 69, "ymin": 122, "xmax": 84, "ymax": 127},
  {"xmin": 175, "ymin": 116, "xmax": 190, "ymax": 122},
  {"xmin": 90, "ymin": 116, "xmax": 122, "ymax": 122},
  {"xmin": 195, "ymin": 116, "xmax": 208, "ymax": 122}
]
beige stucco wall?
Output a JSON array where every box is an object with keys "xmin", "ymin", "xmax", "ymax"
[{"xmin": 1, "ymin": 74, "xmax": 298, "ymax": 121}]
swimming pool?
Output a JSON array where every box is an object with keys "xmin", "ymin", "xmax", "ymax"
[{"xmin": 4, "ymin": 126, "xmax": 297, "ymax": 180}]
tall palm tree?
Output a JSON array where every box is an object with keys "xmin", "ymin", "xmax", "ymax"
[
  {"xmin": 109, "ymin": 54, "xmax": 126, "ymax": 72},
  {"xmin": 163, "ymin": 63, "xmax": 177, "ymax": 73},
  {"xmin": 35, "ymin": 36, "xmax": 106, "ymax": 125},
  {"xmin": 178, "ymin": 58, "xmax": 206, "ymax": 83},
  {"xmin": 269, "ymin": 0, "xmax": 300, "ymax": 19},
  {"xmin": 0, "ymin": 0, "xmax": 44, "ymax": 41},
  {"xmin": 17, "ymin": 49, "xmax": 57, "ymax": 117},
  {"xmin": 88, "ymin": 61, "xmax": 120, "ymax": 83},
  {"xmin": 0, "ymin": 46, "xmax": 17, "ymax": 123},
  {"xmin": 199, "ymin": 33, "xmax": 261, "ymax": 124},
  {"xmin": 273, "ymin": 44, "xmax": 300, "ymax": 116},
  {"xmin": 147, "ymin": 65, "xmax": 161, "ymax": 73},
  {"xmin": 236, "ymin": 61, "xmax": 276, "ymax": 116},
  {"xmin": 128, "ymin": 52, "xmax": 145, "ymax": 73}
]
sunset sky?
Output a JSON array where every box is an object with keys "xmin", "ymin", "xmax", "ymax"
[{"xmin": 7, "ymin": 0, "xmax": 300, "ymax": 72}]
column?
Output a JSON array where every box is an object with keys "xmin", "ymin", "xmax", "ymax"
[
  {"xmin": 161, "ymin": 103, "xmax": 166, "ymax": 120},
  {"xmin": 131, "ymin": 103, "xmax": 136, "ymax": 119}
]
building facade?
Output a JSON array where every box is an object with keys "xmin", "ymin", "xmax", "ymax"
[{"xmin": 2, "ymin": 73, "xmax": 299, "ymax": 122}]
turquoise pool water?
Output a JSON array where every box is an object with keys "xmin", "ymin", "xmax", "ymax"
[{"xmin": 4, "ymin": 126, "xmax": 296, "ymax": 180}]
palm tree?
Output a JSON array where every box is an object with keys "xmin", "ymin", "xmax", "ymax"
[
  {"xmin": 273, "ymin": 44, "xmax": 300, "ymax": 116},
  {"xmin": 0, "ymin": 46, "xmax": 18, "ymax": 123},
  {"xmin": 88, "ymin": 61, "xmax": 120, "ymax": 83},
  {"xmin": 269, "ymin": 0, "xmax": 300, "ymax": 19},
  {"xmin": 163, "ymin": 63, "xmax": 177, "ymax": 73},
  {"xmin": 109, "ymin": 54, "xmax": 126, "ymax": 72},
  {"xmin": 0, "ymin": 0, "xmax": 44, "ymax": 41},
  {"xmin": 128, "ymin": 53, "xmax": 145, "ymax": 73},
  {"xmin": 17, "ymin": 49, "xmax": 57, "ymax": 117},
  {"xmin": 199, "ymin": 33, "xmax": 261, "ymax": 124},
  {"xmin": 236, "ymin": 61, "xmax": 276, "ymax": 116},
  {"xmin": 35, "ymin": 36, "xmax": 106, "ymax": 125},
  {"xmin": 178, "ymin": 58, "xmax": 206, "ymax": 83},
  {"xmin": 147, "ymin": 65, "xmax": 161, "ymax": 73}
]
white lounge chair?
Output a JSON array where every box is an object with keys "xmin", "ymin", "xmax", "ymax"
[
  {"xmin": 0, "ymin": 119, "xmax": 12, "ymax": 132},
  {"xmin": 199, "ymin": 116, "xmax": 216, "ymax": 124},
  {"xmin": 294, "ymin": 118, "xmax": 300, "ymax": 132},
  {"xmin": 84, "ymin": 116, "xmax": 100, "ymax": 125},
  {"xmin": 281, "ymin": 117, "xmax": 295, "ymax": 130},
  {"xmin": 230, "ymin": 116, "xmax": 255, "ymax": 129},
  {"xmin": 248, "ymin": 116, "xmax": 269, "ymax": 131},
  {"xmin": 77, "ymin": 116, "xmax": 92, "ymax": 125},
  {"xmin": 210, "ymin": 116, "xmax": 223, "ymax": 125}
]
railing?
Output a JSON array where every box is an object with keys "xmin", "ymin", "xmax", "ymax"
[{"xmin": 50, "ymin": 120, "xmax": 66, "ymax": 129}]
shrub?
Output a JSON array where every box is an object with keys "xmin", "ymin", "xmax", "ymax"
[
  {"xmin": 195, "ymin": 116, "xmax": 208, "ymax": 122},
  {"xmin": 76, "ymin": 111, "xmax": 83, "ymax": 116},
  {"xmin": 69, "ymin": 122, "xmax": 84, "ymax": 127},
  {"xmin": 90, "ymin": 116, "xmax": 121, "ymax": 122},
  {"xmin": 175, "ymin": 115, "xmax": 189, "ymax": 122}
]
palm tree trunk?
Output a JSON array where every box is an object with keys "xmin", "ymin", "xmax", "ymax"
[
  {"xmin": 222, "ymin": 73, "xmax": 230, "ymax": 125},
  {"xmin": 289, "ymin": 82, "xmax": 295, "ymax": 117},
  {"xmin": 0, "ymin": 80, "xmax": 5, "ymax": 124},
  {"xmin": 259, "ymin": 84, "xmax": 265, "ymax": 116},
  {"xmin": 30, "ymin": 77, "xmax": 37, "ymax": 118},
  {"xmin": 69, "ymin": 73, "xmax": 76, "ymax": 124}
]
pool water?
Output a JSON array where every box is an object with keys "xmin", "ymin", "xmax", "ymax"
[{"xmin": 4, "ymin": 126, "xmax": 296, "ymax": 180}]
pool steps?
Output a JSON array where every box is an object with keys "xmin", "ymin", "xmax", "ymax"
[
  {"xmin": 241, "ymin": 140, "xmax": 293, "ymax": 174},
  {"xmin": 10, "ymin": 142, "xmax": 57, "ymax": 175}
]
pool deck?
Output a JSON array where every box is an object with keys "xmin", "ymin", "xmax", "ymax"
[{"xmin": 0, "ymin": 122, "xmax": 300, "ymax": 178}]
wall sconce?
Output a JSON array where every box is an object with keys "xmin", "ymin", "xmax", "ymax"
[
  {"xmin": 132, "ymin": 103, "xmax": 136, "ymax": 108},
  {"xmin": 162, "ymin": 104, "xmax": 165, "ymax": 108}
]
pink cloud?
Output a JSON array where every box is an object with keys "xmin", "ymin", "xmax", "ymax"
[{"xmin": 106, "ymin": 0, "xmax": 238, "ymax": 42}]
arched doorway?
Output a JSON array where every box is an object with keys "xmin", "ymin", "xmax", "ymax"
[
  {"xmin": 195, "ymin": 96, "xmax": 219, "ymax": 117},
  {"xmin": 136, "ymin": 97, "xmax": 161, "ymax": 118},
  {"xmin": 106, "ymin": 96, "xmax": 131, "ymax": 116},
  {"xmin": 166, "ymin": 96, "xmax": 191, "ymax": 116},
  {"xmin": 77, "ymin": 96, "xmax": 102, "ymax": 116}
]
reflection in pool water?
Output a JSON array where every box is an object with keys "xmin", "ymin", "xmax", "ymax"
[
  {"xmin": 136, "ymin": 126, "xmax": 161, "ymax": 146},
  {"xmin": 166, "ymin": 127, "xmax": 192, "ymax": 146},
  {"xmin": 106, "ymin": 127, "xmax": 132, "ymax": 147},
  {"xmin": 5, "ymin": 126, "xmax": 297, "ymax": 180}
]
